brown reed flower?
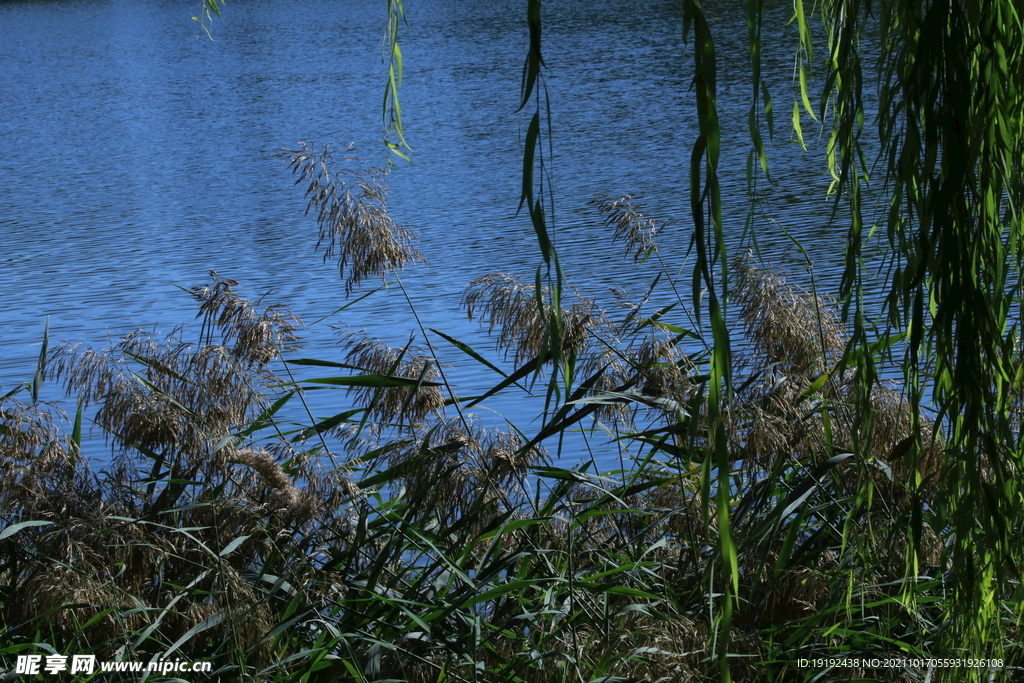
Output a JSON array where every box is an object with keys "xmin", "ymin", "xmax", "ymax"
[
  {"xmin": 278, "ymin": 142, "xmax": 423, "ymax": 295},
  {"xmin": 47, "ymin": 276, "xmax": 299, "ymax": 465},
  {"xmin": 189, "ymin": 270, "xmax": 302, "ymax": 367},
  {"xmin": 731, "ymin": 252, "xmax": 845, "ymax": 378},
  {"xmin": 589, "ymin": 194, "xmax": 665, "ymax": 262},
  {"xmin": 379, "ymin": 417, "xmax": 546, "ymax": 532},
  {"xmin": 461, "ymin": 272, "xmax": 599, "ymax": 365},
  {"xmin": 335, "ymin": 330, "xmax": 446, "ymax": 425},
  {"xmin": 224, "ymin": 447, "xmax": 311, "ymax": 517}
]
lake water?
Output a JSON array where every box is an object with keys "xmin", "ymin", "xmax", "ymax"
[{"xmin": 0, "ymin": 0, "xmax": 887, "ymax": 467}]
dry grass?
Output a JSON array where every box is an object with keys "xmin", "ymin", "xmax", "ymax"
[
  {"xmin": 461, "ymin": 272, "xmax": 600, "ymax": 365},
  {"xmin": 1, "ymin": 437, "xmax": 360, "ymax": 668},
  {"xmin": 278, "ymin": 142, "xmax": 423, "ymax": 294},
  {"xmin": 335, "ymin": 330, "xmax": 446, "ymax": 425},
  {"xmin": 589, "ymin": 193, "xmax": 667, "ymax": 262}
]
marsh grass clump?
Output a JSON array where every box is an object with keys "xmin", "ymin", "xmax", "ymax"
[
  {"xmin": 0, "ymin": 249, "xmax": 961, "ymax": 683},
  {"xmin": 375, "ymin": 417, "xmax": 543, "ymax": 532},
  {"xmin": 278, "ymin": 142, "xmax": 423, "ymax": 294},
  {"xmin": 1, "ymin": 454, "xmax": 357, "ymax": 668},
  {"xmin": 0, "ymin": 282, "xmax": 363, "ymax": 673},
  {"xmin": 448, "ymin": 238, "xmax": 949, "ymax": 680},
  {"xmin": 335, "ymin": 330, "xmax": 446, "ymax": 425},
  {"xmin": 462, "ymin": 272, "xmax": 600, "ymax": 365}
]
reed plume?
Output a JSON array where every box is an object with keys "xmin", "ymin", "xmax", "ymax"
[
  {"xmin": 335, "ymin": 330, "xmax": 446, "ymax": 425},
  {"xmin": 278, "ymin": 142, "xmax": 423, "ymax": 295},
  {"xmin": 589, "ymin": 193, "xmax": 665, "ymax": 262},
  {"xmin": 462, "ymin": 272, "xmax": 599, "ymax": 365}
]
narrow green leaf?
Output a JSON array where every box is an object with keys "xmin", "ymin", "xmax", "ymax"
[
  {"xmin": 219, "ymin": 535, "xmax": 250, "ymax": 557},
  {"xmin": 0, "ymin": 520, "xmax": 53, "ymax": 541},
  {"xmin": 428, "ymin": 328, "xmax": 511, "ymax": 381},
  {"xmin": 31, "ymin": 317, "xmax": 48, "ymax": 403},
  {"xmin": 302, "ymin": 375, "xmax": 442, "ymax": 388}
]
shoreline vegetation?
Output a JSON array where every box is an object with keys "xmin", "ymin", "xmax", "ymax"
[
  {"xmin": 2, "ymin": 144, "xmax": 1016, "ymax": 680},
  {"xmin": 4, "ymin": 0, "xmax": 1024, "ymax": 677}
]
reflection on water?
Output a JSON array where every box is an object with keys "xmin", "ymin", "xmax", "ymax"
[{"xmin": 0, "ymin": 0, "xmax": 888, "ymax": 467}]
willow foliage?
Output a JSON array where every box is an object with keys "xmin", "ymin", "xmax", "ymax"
[
  {"xmin": 692, "ymin": 0, "xmax": 1024, "ymax": 678},
  {"xmin": 828, "ymin": 0, "xmax": 1023, "ymax": 671},
  {"xmin": 505, "ymin": 0, "xmax": 1021, "ymax": 678}
]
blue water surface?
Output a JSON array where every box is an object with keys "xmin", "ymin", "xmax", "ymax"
[{"xmin": 0, "ymin": 0, "xmax": 888, "ymax": 468}]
